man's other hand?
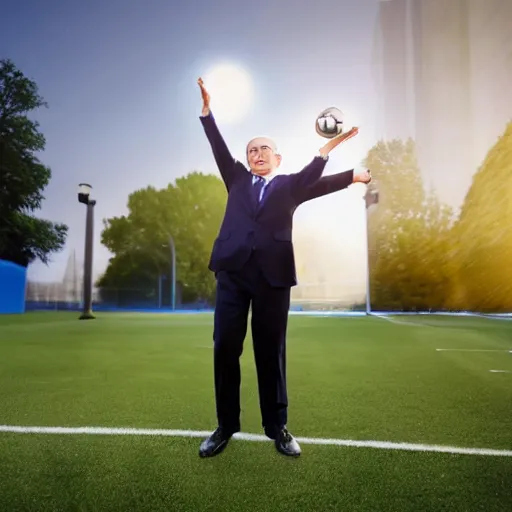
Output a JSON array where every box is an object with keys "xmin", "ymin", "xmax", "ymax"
[
  {"xmin": 336, "ymin": 126, "xmax": 359, "ymax": 143},
  {"xmin": 198, "ymin": 77, "xmax": 210, "ymax": 116},
  {"xmin": 319, "ymin": 126, "xmax": 359, "ymax": 158},
  {"xmin": 353, "ymin": 169, "xmax": 372, "ymax": 184}
]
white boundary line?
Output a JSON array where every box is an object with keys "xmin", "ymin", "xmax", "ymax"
[
  {"xmin": 371, "ymin": 314, "xmax": 433, "ymax": 327},
  {"xmin": 436, "ymin": 349, "xmax": 512, "ymax": 353},
  {"xmin": 0, "ymin": 425, "xmax": 511, "ymax": 457}
]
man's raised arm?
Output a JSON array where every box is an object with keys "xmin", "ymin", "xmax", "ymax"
[
  {"xmin": 296, "ymin": 167, "xmax": 372, "ymax": 204},
  {"xmin": 296, "ymin": 170, "xmax": 354, "ymax": 203},
  {"xmin": 198, "ymin": 78, "xmax": 242, "ymax": 189},
  {"xmin": 290, "ymin": 126, "xmax": 360, "ymax": 194}
]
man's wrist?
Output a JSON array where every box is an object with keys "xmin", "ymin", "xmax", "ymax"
[
  {"xmin": 352, "ymin": 169, "xmax": 370, "ymax": 183},
  {"xmin": 318, "ymin": 149, "xmax": 329, "ymax": 160}
]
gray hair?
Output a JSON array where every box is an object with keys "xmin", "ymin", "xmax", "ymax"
[{"xmin": 246, "ymin": 137, "xmax": 278, "ymax": 155}]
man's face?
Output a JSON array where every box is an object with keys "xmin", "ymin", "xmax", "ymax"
[{"xmin": 246, "ymin": 137, "xmax": 282, "ymax": 176}]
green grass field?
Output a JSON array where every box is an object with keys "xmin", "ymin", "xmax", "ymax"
[{"xmin": 0, "ymin": 311, "xmax": 511, "ymax": 511}]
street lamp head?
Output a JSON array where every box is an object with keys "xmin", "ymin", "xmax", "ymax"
[
  {"xmin": 364, "ymin": 184, "xmax": 379, "ymax": 210},
  {"xmin": 78, "ymin": 183, "xmax": 93, "ymax": 205}
]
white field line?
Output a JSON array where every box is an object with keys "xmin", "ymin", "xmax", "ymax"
[
  {"xmin": 489, "ymin": 370, "xmax": 512, "ymax": 373},
  {"xmin": 436, "ymin": 349, "xmax": 512, "ymax": 353},
  {"xmin": 371, "ymin": 312, "xmax": 512, "ymax": 327},
  {"xmin": 371, "ymin": 314, "xmax": 434, "ymax": 327},
  {"xmin": 0, "ymin": 424, "xmax": 511, "ymax": 457}
]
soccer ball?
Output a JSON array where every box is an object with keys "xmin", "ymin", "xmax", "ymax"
[{"xmin": 315, "ymin": 107, "xmax": 344, "ymax": 139}]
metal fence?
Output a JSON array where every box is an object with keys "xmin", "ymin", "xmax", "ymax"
[{"xmin": 24, "ymin": 280, "xmax": 368, "ymax": 313}]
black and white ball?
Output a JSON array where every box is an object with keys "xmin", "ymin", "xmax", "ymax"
[{"xmin": 315, "ymin": 107, "xmax": 344, "ymax": 139}]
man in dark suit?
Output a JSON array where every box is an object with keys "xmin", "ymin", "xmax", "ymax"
[{"xmin": 197, "ymin": 77, "xmax": 371, "ymax": 458}]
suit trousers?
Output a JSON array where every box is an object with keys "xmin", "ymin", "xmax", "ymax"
[{"xmin": 213, "ymin": 252, "xmax": 291, "ymax": 437}]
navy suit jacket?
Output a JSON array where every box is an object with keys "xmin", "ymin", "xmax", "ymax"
[{"xmin": 200, "ymin": 111, "xmax": 354, "ymax": 288}]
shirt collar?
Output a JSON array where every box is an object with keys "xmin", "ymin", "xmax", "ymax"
[{"xmin": 251, "ymin": 172, "xmax": 276, "ymax": 183}]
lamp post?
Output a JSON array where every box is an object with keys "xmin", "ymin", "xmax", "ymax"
[
  {"xmin": 78, "ymin": 183, "xmax": 96, "ymax": 320},
  {"xmin": 168, "ymin": 235, "xmax": 176, "ymax": 311},
  {"xmin": 162, "ymin": 235, "xmax": 176, "ymax": 311},
  {"xmin": 364, "ymin": 184, "xmax": 379, "ymax": 315}
]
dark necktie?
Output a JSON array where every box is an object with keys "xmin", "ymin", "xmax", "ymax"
[{"xmin": 252, "ymin": 176, "xmax": 265, "ymax": 203}]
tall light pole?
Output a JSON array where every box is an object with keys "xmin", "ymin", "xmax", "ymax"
[
  {"xmin": 78, "ymin": 183, "xmax": 96, "ymax": 320},
  {"xmin": 364, "ymin": 184, "xmax": 379, "ymax": 315},
  {"xmin": 168, "ymin": 235, "xmax": 176, "ymax": 311},
  {"xmin": 162, "ymin": 235, "xmax": 176, "ymax": 311}
]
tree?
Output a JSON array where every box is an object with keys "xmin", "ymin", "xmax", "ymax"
[
  {"xmin": 0, "ymin": 58, "xmax": 67, "ymax": 267},
  {"xmin": 97, "ymin": 172, "xmax": 227, "ymax": 304},
  {"xmin": 448, "ymin": 122, "xmax": 512, "ymax": 312},
  {"xmin": 363, "ymin": 138, "xmax": 455, "ymax": 311}
]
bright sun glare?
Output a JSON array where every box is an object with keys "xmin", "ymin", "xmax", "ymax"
[{"xmin": 203, "ymin": 63, "xmax": 254, "ymax": 123}]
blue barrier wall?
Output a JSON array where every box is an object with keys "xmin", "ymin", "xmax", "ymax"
[{"xmin": 0, "ymin": 260, "xmax": 27, "ymax": 314}]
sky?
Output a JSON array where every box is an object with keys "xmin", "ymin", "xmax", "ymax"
[{"xmin": 2, "ymin": 0, "xmax": 380, "ymax": 295}]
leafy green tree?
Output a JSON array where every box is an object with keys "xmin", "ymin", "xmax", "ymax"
[
  {"xmin": 0, "ymin": 58, "xmax": 67, "ymax": 266},
  {"xmin": 448, "ymin": 122, "xmax": 512, "ymax": 312},
  {"xmin": 364, "ymin": 138, "xmax": 454, "ymax": 311},
  {"xmin": 98, "ymin": 172, "xmax": 227, "ymax": 304}
]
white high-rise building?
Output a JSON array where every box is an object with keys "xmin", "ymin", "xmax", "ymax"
[
  {"xmin": 468, "ymin": 0, "xmax": 512, "ymax": 169},
  {"xmin": 373, "ymin": 0, "xmax": 511, "ymax": 209}
]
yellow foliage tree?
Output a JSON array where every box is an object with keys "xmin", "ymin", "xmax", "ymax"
[{"xmin": 448, "ymin": 122, "xmax": 512, "ymax": 312}]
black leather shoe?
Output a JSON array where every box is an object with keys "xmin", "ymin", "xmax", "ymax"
[
  {"xmin": 274, "ymin": 427, "xmax": 301, "ymax": 457},
  {"xmin": 199, "ymin": 427, "xmax": 234, "ymax": 458}
]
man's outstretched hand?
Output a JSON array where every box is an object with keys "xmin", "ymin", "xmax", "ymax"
[
  {"xmin": 323, "ymin": 127, "xmax": 372, "ymax": 183},
  {"xmin": 353, "ymin": 169, "xmax": 372, "ymax": 184},
  {"xmin": 197, "ymin": 77, "xmax": 210, "ymax": 116},
  {"xmin": 336, "ymin": 127, "xmax": 359, "ymax": 143},
  {"xmin": 319, "ymin": 127, "xmax": 359, "ymax": 158}
]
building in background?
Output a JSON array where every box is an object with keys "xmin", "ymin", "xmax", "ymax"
[
  {"xmin": 373, "ymin": 0, "xmax": 512, "ymax": 209},
  {"xmin": 468, "ymin": 0, "xmax": 512, "ymax": 169}
]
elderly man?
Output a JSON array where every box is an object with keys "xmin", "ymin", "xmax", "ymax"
[{"xmin": 197, "ymin": 77, "xmax": 371, "ymax": 458}]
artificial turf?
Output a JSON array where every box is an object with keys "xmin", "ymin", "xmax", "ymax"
[{"xmin": 0, "ymin": 311, "xmax": 511, "ymax": 511}]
